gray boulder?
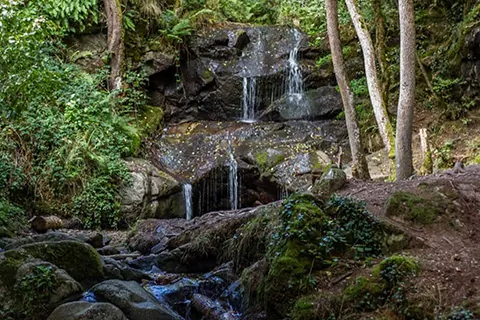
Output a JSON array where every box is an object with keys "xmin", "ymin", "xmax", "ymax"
[
  {"xmin": 48, "ymin": 302, "xmax": 128, "ymax": 320},
  {"xmin": 15, "ymin": 260, "xmax": 83, "ymax": 306},
  {"xmin": 5, "ymin": 232, "xmax": 81, "ymax": 250},
  {"xmin": 120, "ymin": 158, "xmax": 184, "ymax": 222},
  {"xmin": 312, "ymin": 165, "xmax": 347, "ymax": 197},
  {"xmin": 92, "ymin": 280, "xmax": 183, "ymax": 320}
]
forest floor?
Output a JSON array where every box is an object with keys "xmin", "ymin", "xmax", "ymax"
[{"xmin": 337, "ymin": 164, "xmax": 480, "ymax": 316}]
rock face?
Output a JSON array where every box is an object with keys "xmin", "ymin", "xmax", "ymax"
[
  {"xmin": 120, "ymin": 158, "xmax": 185, "ymax": 222},
  {"xmin": 261, "ymin": 86, "xmax": 343, "ymax": 121},
  {"xmin": 92, "ymin": 280, "xmax": 183, "ymax": 320},
  {"xmin": 153, "ymin": 121, "xmax": 347, "ymax": 218},
  {"xmin": 147, "ymin": 26, "xmax": 336, "ymax": 122},
  {"xmin": 48, "ymin": 302, "xmax": 129, "ymax": 320}
]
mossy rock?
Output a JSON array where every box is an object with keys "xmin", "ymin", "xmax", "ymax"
[
  {"xmin": 138, "ymin": 105, "xmax": 163, "ymax": 138},
  {"xmin": 2, "ymin": 240, "xmax": 103, "ymax": 284},
  {"xmin": 312, "ymin": 165, "xmax": 346, "ymax": 198},
  {"xmin": 371, "ymin": 255, "xmax": 419, "ymax": 286},
  {"xmin": 254, "ymin": 149, "xmax": 286, "ymax": 173},
  {"xmin": 240, "ymin": 259, "xmax": 268, "ymax": 307},
  {"xmin": 385, "ymin": 187, "xmax": 457, "ymax": 225},
  {"xmin": 343, "ymin": 276, "xmax": 385, "ymax": 311},
  {"xmin": 264, "ymin": 240, "xmax": 315, "ymax": 318},
  {"xmin": 290, "ymin": 293, "xmax": 340, "ymax": 320}
]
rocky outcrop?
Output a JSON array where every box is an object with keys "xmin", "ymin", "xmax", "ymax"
[
  {"xmin": 92, "ymin": 280, "xmax": 183, "ymax": 320},
  {"xmin": 48, "ymin": 302, "xmax": 129, "ymax": 320},
  {"xmin": 147, "ymin": 26, "xmax": 336, "ymax": 122},
  {"xmin": 120, "ymin": 158, "xmax": 185, "ymax": 222}
]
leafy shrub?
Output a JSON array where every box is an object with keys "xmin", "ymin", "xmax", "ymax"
[{"xmin": 0, "ymin": 3, "xmax": 140, "ymax": 228}]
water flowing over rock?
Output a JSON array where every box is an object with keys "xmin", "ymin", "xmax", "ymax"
[
  {"xmin": 147, "ymin": 26, "xmax": 335, "ymax": 122},
  {"xmin": 183, "ymin": 183, "xmax": 193, "ymax": 221}
]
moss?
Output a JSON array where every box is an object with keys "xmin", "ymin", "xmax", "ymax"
[
  {"xmin": 138, "ymin": 105, "xmax": 163, "ymax": 137},
  {"xmin": 385, "ymin": 191, "xmax": 444, "ymax": 225},
  {"xmin": 371, "ymin": 255, "xmax": 420, "ymax": 285},
  {"xmin": 264, "ymin": 240, "xmax": 315, "ymax": 318},
  {"xmin": 290, "ymin": 294, "xmax": 320, "ymax": 320},
  {"xmin": 6, "ymin": 241, "xmax": 103, "ymax": 283},
  {"xmin": 0, "ymin": 252, "xmax": 25, "ymax": 288},
  {"xmin": 254, "ymin": 150, "xmax": 285, "ymax": 173},
  {"xmin": 343, "ymin": 276, "xmax": 385, "ymax": 311}
]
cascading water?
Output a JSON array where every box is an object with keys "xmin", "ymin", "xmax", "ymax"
[
  {"xmin": 183, "ymin": 183, "xmax": 193, "ymax": 220},
  {"xmin": 228, "ymin": 151, "xmax": 238, "ymax": 210},
  {"xmin": 242, "ymin": 77, "xmax": 257, "ymax": 122},
  {"xmin": 286, "ymin": 29, "xmax": 308, "ymax": 108}
]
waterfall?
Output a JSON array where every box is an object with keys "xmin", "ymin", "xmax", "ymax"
[
  {"xmin": 242, "ymin": 77, "xmax": 257, "ymax": 122},
  {"xmin": 286, "ymin": 29, "xmax": 307, "ymax": 106},
  {"xmin": 228, "ymin": 151, "xmax": 238, "ymax": 210},
  {"xmin": 183, "ymin": 183, "xmax": 193, "ymax": 220}
]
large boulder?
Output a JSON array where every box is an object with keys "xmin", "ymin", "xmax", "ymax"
[
  {"xmin": 120, "ymin": 158, "xmax": 184, "ymax": 222},
  {"xmin": 312, "ymin": 165, "xmax": 347, "ymax": 197},
  {"xmin": 4, "ymin": 232, "xmax": 81, "ymax": 250},
  {"xmin": 92, "ymin": 280, "xmax": 183, "ymax": 320},
  {"xmin": 0, "ymin": 240, "xmax": 103, "ymax": 285},
  {"xmin": 48, "ymin": 302, "xmax": 129, "ymax": 320}
]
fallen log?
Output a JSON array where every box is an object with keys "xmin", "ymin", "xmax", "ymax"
[
  {"xmin": 191, "ymin": 293, "xmax": 236, "ymax": 320},
  {"xmin": 30, "ymin": 215, "xmax": 63, "ymax": 233}
]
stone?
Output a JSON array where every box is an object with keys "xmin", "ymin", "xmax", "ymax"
[
  {"xmin": 102, "ymin": 257, "xmax": 151, "ymax": 282},
  {"xmin": 120, "ymin": 158, "xmax": 184, "ymax": 222},
  {"xmin": 312, "ymin": 165, "xmax": 347, "ymax": 198},
  {"xmin": 92, "ymin": 280, "xmax": 183, "ymax": 320},
  {"xmin": 2, "ymin": 240, "xmax": 103, "ymax": 283},
  {"xmin": 15, "ymin": 260, "xmax": 83, "ymax": 306},
  {"xmin": 261, "ymin": 86, "xmax": 343, "ymax": 121},
  {"xmin": 149, "ymin": 26, "xmax": 336, "ymax": 122},
  {"xmin": 48, "ymin": 301, "xmax": 129, "ymax": 320},
  {"xmin": 5, "ymin": 232, "xmax": 81, "ymax": 250},
  {"xmin": 97, "ymin": 245, "xmax": 121, "ymax": 256}
]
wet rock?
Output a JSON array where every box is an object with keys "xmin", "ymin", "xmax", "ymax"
[
  {"xmin": 143, "ymin": 51, "xmax": 175, "ymax": 76},
  {"xmin": 103, "ymin": 257, "xmax": 151, "ymax": 281},
  {"xmin": 5, "ymin": 232, "xmax": 81, "ymax": 250},
  {"xmin": 261, "ymin": 87, "xmax": 343, "ymax": 121},
  {"xmin": 127, "ymin": 254, "xmax": 157, "ymax": 271},
  {"xmin": 150, "ymin": 26, "xmax": 335, "ymax": 122},
  {"xmin": 48, "ymin": 301, "xmax": 129, "ymax": 320},
  {"xmin": 78, "ymin": 232, "xmax": 104, "ymax": 249},
  {"xmin": 92, "ymin": 280, "xmax": 183, "ymax": 320},
  {"xmin": 120, "ymin": 159, "xmax": 184, "ymax": 222},
  {"xmin": 191, "ymin": 293, "xmax": 237, "ymax": 320}
]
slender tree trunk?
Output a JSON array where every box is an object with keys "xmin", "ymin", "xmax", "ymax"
[
  {"xmin": 372, "ymin": 0, "xmax": 390, "ymax": 105},
  {"xmin": 395, "ymin": 0, "xmax": 416, "ymax": 180},
  {"xmin": 344, "ymin": 0, "xmax": 395, "ymax": 158},
  {"xmin": 104, "ymin": 0, "xmax": 124, "ymax": 90},
  {"xmin": 326, "ymin": 0, "xmax": 370, "ymax": 180}
]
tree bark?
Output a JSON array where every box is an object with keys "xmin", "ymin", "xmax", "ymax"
[
  {"xmin": 372, "ymin": 0, "xmax": 390, "ymax": 105},
  {"xmin": 344, "ymin": 0, "xmax": 395, "ymax": 158},
  {"xmin": 104, "ymin": 0, "xmax": 124, "ymax": 90},
  {"xmin": 395, "ymin": 0, "xmax": 416, "ymax": 180},
  {"xmin": 30, "ymin": 216, "xmax": 63, "ymax": 233},
  {"xmin": 326, "ymin": 0, "xmax": 370, "ymax": 180}
]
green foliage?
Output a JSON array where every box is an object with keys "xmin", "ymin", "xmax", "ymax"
[
  {"xmin": 0, "ymin": 3, "xmax": 141, "ymax": 228},
  {"xmin": 219, "ymin": 0, "xmax": 277, "ymax": 24},
  {"xmin": 446, "ymin": 308, "xmax": 475, "ymax": 320},
  {"xmin": 16, "ymin": 265, "xmax": 57, "ymax": 318},
  {"xmin": 0, "ymin": 199, "xmax": 27, "ymax": 236},
  {"xmin": 433, "ymin": 140, "xmax": 454, "ymax": 169},
  {"xmin": 30, "ymin": 0, "xmax": 99, "ymax": 33}
]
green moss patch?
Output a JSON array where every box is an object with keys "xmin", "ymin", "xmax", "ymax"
[{"xmin": 385, "ymin": 189, "xmax": 455, "ymax": 225}]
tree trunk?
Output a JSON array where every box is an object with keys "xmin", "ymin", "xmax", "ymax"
[
  {"xmin": 372, "ymin": 0, "xmax": 390, "ymax": 105},
  {"xmin": 326, "ymin": 0, "xmax": 370, "ymax": 180},
  {"xmin": 30, "ymin": 216, "xmax": 63, "ymax": 233},
  {"xmin": 395, "ymin": 0, "xmax": 416, "ymax": 180},
  {"xmin": 344, "ymin": 0, "xmax": 395, "ymax": 158},
  {"xmin": 104, "ymin": 0, "xmax": 124, "ymax": 90}
]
